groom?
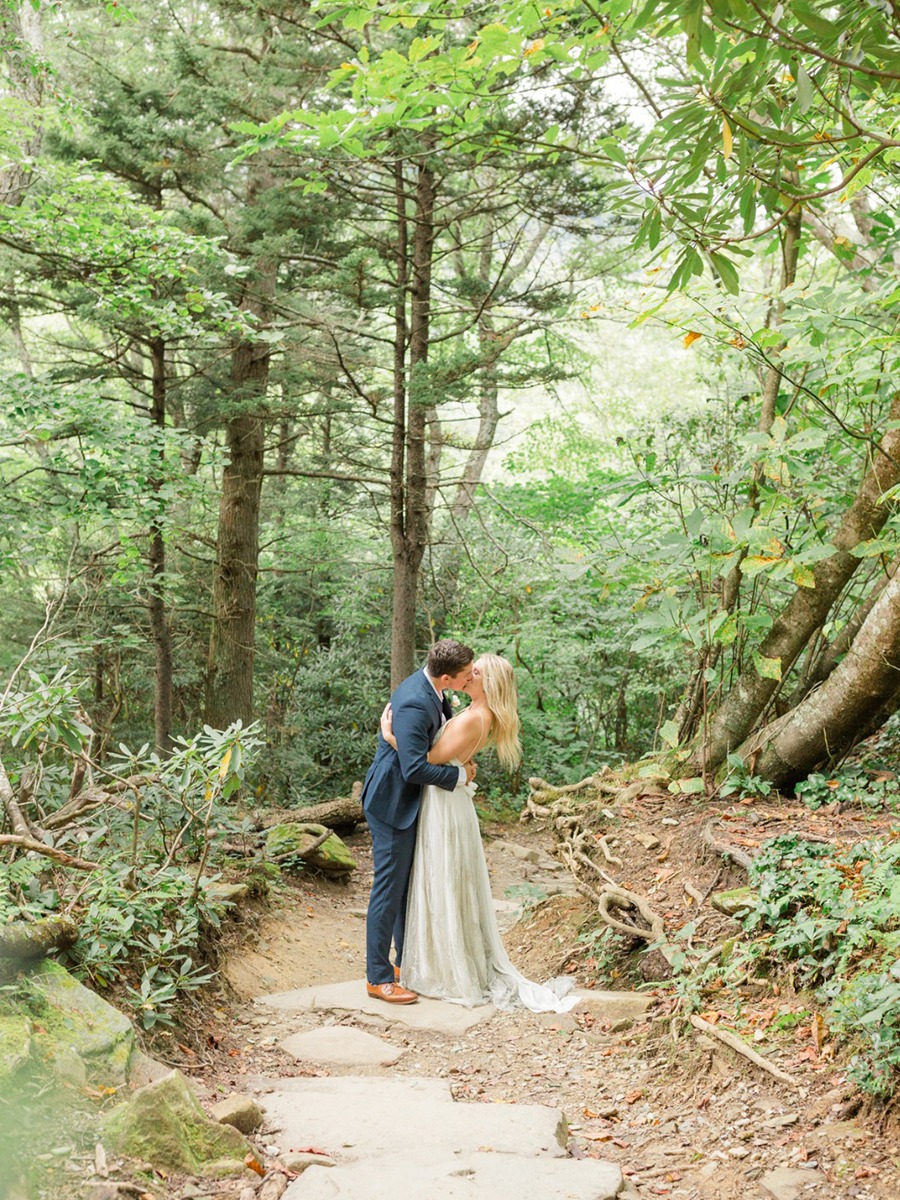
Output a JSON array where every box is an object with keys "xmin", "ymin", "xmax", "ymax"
[{"xmin": 361, "ymin": 639, "xmax": 476, "ymax": 1004}]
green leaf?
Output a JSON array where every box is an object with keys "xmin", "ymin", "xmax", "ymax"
[
  {"xmin": 660, "ymin": 719, "xmax": 680, "ymax": 747},
  {"xmin": 710, "ymin": 250, "xmax": 740, "ymax": 295}
]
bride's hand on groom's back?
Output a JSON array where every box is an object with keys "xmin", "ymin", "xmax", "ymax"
[{"xmin": 380, "ymin": 703, "xmax": 397, "ymax": 749}]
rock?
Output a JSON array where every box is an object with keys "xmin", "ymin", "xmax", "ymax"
[
  {"xmin": 210, "ymin": 1093, "xmax": 265, "ymax": 1133},
  {"xmin": 25, "ymin": 960, "xmax": 134, "ymax": 1088},
  {"xmin": 633, "ymin": 832, "xmax": 660, "ymax": 850},
  {"xmin": 260, "ymin": 1174, "xmax": 289, "ymax": 1200},
  {"xmin": 762, "ymin": 1113, "xmax": 799, "ymax": 1130},
  {"xmin": 283, "ymin": 1152, "xmax": 336, "ymax": 1173},
  {"xmin": 710, "ymin": 887, "xmax": 759, "ymax": 918},
  {"xmin": 208, "ymin": 882, "xmax": 250, "ymax": 906},
  {"xmin": 281, "ymin": 1151, "xmax": 622, "ymax": 1199},
  {"xmin": 811, "ymin": 1120, "xmax": 867, "ymax": 1143},
  {"xmin": 537, "ymin": 1011, "xmax": 578, "ymax": 1033},
  {"xmin": 259, "ymin": 979, "xmax": 493, "ymax": 1035},
  {"xmin": 104, "ymin": 1069, "xmax": 253, "ymax": 1176},
  {"xmin": 281, "ymin": 1025, "xmax": 404, "ymax": 1067},
  {"xmin": 265, "ymin": 823, "xmax": 356, "ymax": 876},
  {"xmin": 760, "ymin": 1167, "xmax": 823, "ymax": 1200},
  {"xmin": 489, "ymin": 840, "xmax": 540, "ymax": 863},
  {"xmin": 573, "ymin": 990, "xmax": 653, "ymax": 1025},
  {"xmin": 128, "ymin": 1049, "xmax": 172, "ymax": 1089}
]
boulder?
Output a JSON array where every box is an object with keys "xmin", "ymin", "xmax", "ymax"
[
  {"xmin": 265, "ymin": 823, "xmax": 356, "ymax": 876},
  {"xmin": 211, "ymin": 1093, "xmax": 265, "ymax": 1133},
  {"xmin": 22, "ymin": 960, "xmax": 134, "ymax": 1088},
  {"xmin": 710, "ymin": 887, "xmax": 758, "ymax": 918},
  {"xmin": 105, "ymin": 1069, "xmax": 253, "ymax": 1176}
]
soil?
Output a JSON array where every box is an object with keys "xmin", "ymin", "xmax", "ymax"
[{"xmin": 151, "ymin": 797, "xmax": 900, "ymax": 1200}]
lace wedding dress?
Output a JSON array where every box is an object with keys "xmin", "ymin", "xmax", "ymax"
[{"xmin": 401, "ymin": 727, "xmax": 578, "ymax": 1012}]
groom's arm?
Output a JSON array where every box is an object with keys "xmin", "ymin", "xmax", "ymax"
[{"xmin": 392, "ymin": 699, "xmax": 463, "ymax": 792}]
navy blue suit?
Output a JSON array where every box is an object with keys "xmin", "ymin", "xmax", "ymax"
[{"xmin": 362, "ymin": 669, "xmax": 461, "ymax": 985}]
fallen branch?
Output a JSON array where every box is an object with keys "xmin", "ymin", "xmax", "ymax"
[
  {"xmin": 0, "ymin": 915, "xmax": 79, "ymax": 958},
  {"xmin": 0, "ymin": 834, "xmax": 100, "ymax": 870},
  {"xmin": 690, "ymin": 1014, "xmax": 799, "ymax": 1087},
  {"xmin": 270, "ymin": 827, "xmax": 334, "ymax": 862},
  {"xmin": 702, "ymin": 821, "xmax": 754, "ymax": 871}
]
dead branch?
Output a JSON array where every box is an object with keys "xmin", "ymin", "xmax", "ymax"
[
  {"xmin": 0, "ymin": 915, "xmax": 79, "ymax": 959},
  {"xmin": 0, "ymin": 834, "xmax": 100, "ymax": 870},
  {"xmin": 270, "ymin": 826, "xmax": 335, "ymax": 862},
  {"xmin": 44, "ymin": 775, "xmax": 145, "ymax": 831},
  {"xmin": 689, "ymin": 1014, "xmax": 799, "ymax": 1087},
  {"xmin": 702, "ymin": 821, "xmax": 754, "ymax": 871}
]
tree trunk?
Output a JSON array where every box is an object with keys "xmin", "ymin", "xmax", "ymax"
[
  {"xmin": 205, "ymin": 253, "xmax": 276, "ymax": 727},
  {"xmin": 750, "ymin": 567, "xmax": 900, "ymax": 788},
  {"xmin": 148, "ymin": 336, "xmax": 174, "ymax": 755},
  {"xmin": 698, "ymin": 391, "xmax": 900, "ymax": 772},
  {"xmin": 0, "ymin": 2, "xmax": 43, "ymax": 207},
  {"xmin": 390, "ymin": 158, "xmax": 436, "ymax": 686}
]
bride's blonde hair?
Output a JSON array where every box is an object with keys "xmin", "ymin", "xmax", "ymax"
[{"xmin": 479, "ymin": 654, "xmax": 522, "ymax": 770}]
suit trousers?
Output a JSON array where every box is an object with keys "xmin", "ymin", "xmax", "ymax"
[{"xmin": 365, "ymin": 808, "xmax": 418, "ymax": 985}]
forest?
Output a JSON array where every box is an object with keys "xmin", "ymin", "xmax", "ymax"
[{"xmin": 3, "ymin": 0, "xmax": 900, "ymax": 1173}]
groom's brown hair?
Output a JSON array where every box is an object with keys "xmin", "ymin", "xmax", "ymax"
[{"xmin": 427, "ymin": 639, "xmax": 474, "ymax": 678}]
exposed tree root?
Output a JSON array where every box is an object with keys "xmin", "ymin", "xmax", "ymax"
[{"xmin": 701, "ymin": 820, "xmax": 754, "ymax": 871}]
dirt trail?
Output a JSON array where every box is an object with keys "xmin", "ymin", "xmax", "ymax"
[{"xmin": 181, "ymin": 820, "xmax": 900, "ymax": 1200}]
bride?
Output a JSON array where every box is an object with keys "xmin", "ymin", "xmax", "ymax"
[{"xmin": 381, "ymin": 653, "xmax": 577, "ymax": 1013}]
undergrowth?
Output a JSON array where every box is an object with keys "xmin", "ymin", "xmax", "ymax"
[{"xmin": 744, "ymin": 832, "xmax": 900, "ymax": 1098}]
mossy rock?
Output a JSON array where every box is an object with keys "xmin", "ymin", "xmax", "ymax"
[
  {"xmin": 710, "ymin": 887, "xmax": 758, "ymax": 918},
  {"xmin": 104, "ymin": 1069, "xmax": 252, "ymax": 1176},
  {"xmin": 26, "ymin": 960, "xmax": 134, "ymax": 1087},
  {"xmin": 0, "ymin": 1012, "xmax": 34, "ymax": 1097},
  {"xmin": 265, "ymin": 822, "xmax": 356, "ymax": 876}
]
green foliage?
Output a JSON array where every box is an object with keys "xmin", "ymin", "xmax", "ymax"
[
  {"xmin": 746, "ymin": 833, "xmax": 900, "ymax": 1096},
  {"xmin": 795, "ymin": 769, "xmax": 900, "ymax": 813}
]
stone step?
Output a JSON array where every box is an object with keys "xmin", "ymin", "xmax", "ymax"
[
  {"xmin": 284, "ymin": 1151, "xmax": 624, "ymax": 1200},
  {"xmin": 257, "ymin": 1075, "xmax": 567, "ymax": 1162},
  {"xmin": 256, "ymin": 978, "xmax": 495, "ymax": 1034}
]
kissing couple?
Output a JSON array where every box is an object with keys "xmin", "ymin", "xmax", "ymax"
[{"xmin": 360, "ymin": 638, "xmax": 577, "ymax": 1013}]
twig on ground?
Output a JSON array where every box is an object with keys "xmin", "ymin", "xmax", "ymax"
[{"xmin": 689, "ymin": 1013, "xmax": 799, "ymax": 1087}]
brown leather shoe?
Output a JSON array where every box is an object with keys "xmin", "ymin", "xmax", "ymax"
[
  {"xmin": 366, "ymin": 981, "xmax": 418, "ymax": 1004},
  {"xmin": 393, "ymin": 964, "xmax": 401, "ymax": 983}
]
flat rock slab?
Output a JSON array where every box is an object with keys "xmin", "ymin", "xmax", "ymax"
[
  {"xmin": 284, "ymin": 1151, "xmax": 622, "ymax": 1199},
  {"xmin": 573, "ymin": 989, "xmax": 654, "ymax": 1024},
  {"xmin": 280, "ymin": 1026, "xmax": 404, "ymax": 1067},
  {"xmin": 257, "ymin": 979, "xmax": 494, "ymax": 1034},
  {"xmin": 258, "ymin": 1076, "xmax": 567, "ymax": 1163},
  {"xmin": 760, "ymin": 1167, "xmax": 823, "ymax": 1200}
]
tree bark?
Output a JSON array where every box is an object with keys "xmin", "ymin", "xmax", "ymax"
[
  {"xmin": 148, "ymin": 336, "xmax": 174, "ymax": 755},
  {"xmin": 750, "ymin": 566, "xmax": 900, "ymax": 787},
  {"xmin": 390, "ymin": 157, "xmax": 436, "ymax": 686},
  {"xmin": 699, "ymin": 392, "xmax": 900, "ymax": 772},
  {"xmin": 205, "ymin": 200, "xmax": 277, "ymax": 727},
  {"xmin": 0, "ymin": 2, "xmax": 44, "ymax": 207}
]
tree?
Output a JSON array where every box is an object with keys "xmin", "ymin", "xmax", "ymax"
[{"xmin": 242, "ymin": 0, "xmax": 618, "ymax": 683}]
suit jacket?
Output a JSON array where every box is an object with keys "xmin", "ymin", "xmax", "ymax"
[{"xmin": 361, "ymin": 668, "xmax": 461, "ymax": 830}]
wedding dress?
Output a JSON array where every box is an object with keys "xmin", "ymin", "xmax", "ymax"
[{"xmin": 401, "ymin": 725, "xmax": 578, "ymax": 1012}]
